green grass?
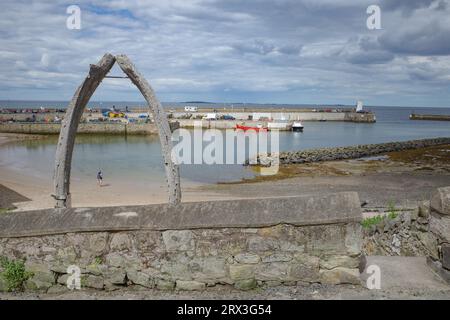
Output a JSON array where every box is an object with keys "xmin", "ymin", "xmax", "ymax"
[
  {"xmin": 361, "ymin": 215, "xmax": 385, "ymax": 228},
  {"xmin": 0, "ymin": 208, "xmax": 11, "ymax": 215},
  {"xmin": 0, "ymin": 256, "xmax": 33, "ymax": 292},
  {"xmin": 361, "ymin": 201, "xmax": 399, "ymax": 229}
]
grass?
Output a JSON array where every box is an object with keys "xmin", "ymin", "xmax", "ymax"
[
  {"xmin": 361, "ymin": 201, "xmax": 398, "ymax": 229},
  {"xmin": 0, "ymin": 256, "xmax": 33, "ymax": 292}
]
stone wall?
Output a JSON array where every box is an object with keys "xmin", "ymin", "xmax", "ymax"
[
  {"xmin": 0, "ymin": 193, "xmax": 363, "ymax": 292},
  {"xmin": 277, "ymin": 137, "xmax": 450, "ymax": 165},
  {"xmin": 0, "ymin": 122, "xmax": 180, "ymax": 135},
  {"xmin": 428, "ymin": 187, "xmax": 450, "ymax": 283}
]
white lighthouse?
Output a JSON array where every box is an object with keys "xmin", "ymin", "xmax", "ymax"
[{"xmin": 356, "ymin": 100, "xmax": 363, "ymax": 113}]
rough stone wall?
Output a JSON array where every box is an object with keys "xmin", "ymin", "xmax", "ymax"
[
  {"xmin": 0, "ymin": 123, "xmax": 163, "ymax": 135},
  {"xmin": 278, "ymin": 137, "xmax": 450, "ymax": 165},
  {"xmin": 362, "ymin": 206, "xmax": 438, "ymax": 257},
  {"xmin": 0, "ymin": 222, "xmax": 362, "ymax": 293},
  {"xmin": 428, "ymin": 186, "xmax": 450, "ymax": 283}
]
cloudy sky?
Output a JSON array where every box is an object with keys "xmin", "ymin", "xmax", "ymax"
[{"xmin": 0, "ymin": 0, "xmax": 449, "ymax": 107}]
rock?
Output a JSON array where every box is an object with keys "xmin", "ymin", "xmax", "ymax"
[
  {"xmin": 82, "ymin": 274, "xmax": 104, "ymax": 289},
  {"xmin": 189, "ymin": 257, "xmax": 227, "ymax": 281},
  {"xmin": 255, "ymin": 262, "xmax": 290, "ymax": 281},
  {"xmin": 162, "ymin": 230, "xmax": 195, "ymax": 251},
  {"xmin": 25, "ymin": 278, "xmax": 53, "ymax": 291},
  {"xmin": 25, "ymin": 262, "xmax": 55, "ymax": 288},
  {"xmin": 156, "ymin": 279, "xmax": 175, "ymax": 290},
  {"xmin": 234, "ymin": 279, "xmax": 257, "ymax": 290},
  {"xmin": 262, "ymin": 253, "xmax": 292, "ymax": 263},
  {"xmin": 176, "ymin": 280, "xmax": 206, "ymax": 291},
  {"xmin": 417, "ymin": 232, "xmax": 439, "ymax": 260},
  {"xmin": 247, "ymin": 236, "xmax": 280, "ymax": 252},
  {"xmin": 320, "ymin": 268, "xmax": 360, "ymax": 285},
  {"xmin": 109, "ymin": 233, "xmax": 132, "ymax": 251},
  {"xmin": 418, "ymin": 200, "xmax": 430, "ymax": 218},
  {"xmin": 104, "ymin": 268, "xmax": 126, "ymax": 285},
  {"xmin": 88, "ymin": 233, "xmax": 108, "ymax": 254},
  {"xmin": 264, "ymin": 280, "xmax": 282, "ymax": 287},
  {"xmin": 229, "ymin": 264, "xmax": 255, "ymax": 281},
  {"xmin": 57, "ymin": 247, "xmax": 77, "ymax": 264},
  {"xmin": 442, "ymin": 244, "xmax": 450, "ymax": 270},
  {"xmin": 429, "ymin": 214, "xmax": 450, "ymax": 242},
  {"xmin": 127, "ymin": 269, "xmax": 154, "ymax": 288},
  {"xmin": 430, "ymin": 187, "xmax": 450, "ymax": 215},
  {"xmin": 47, "ymin": 285, "xmax": 68, "ymax": 294},
  {"xmin": 234, "ymin": 253, "xmax": 260, "ymax": 264},
  {"xmin": 289, "ymin": 254, "xmax": 320, "ymax": 282},
  {"xmin": 319, "ymin": 255, "xmax": 360, "ymax": 270}
]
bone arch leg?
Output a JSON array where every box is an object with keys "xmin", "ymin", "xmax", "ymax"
[{"xmin": 53, "ymin": 53, "xmax": 181, "ymax": 208}]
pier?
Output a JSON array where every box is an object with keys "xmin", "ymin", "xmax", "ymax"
[
  {"xmin": 410, "ymin": 113, "xmax": 450, "ymax": 121},
  {"xmin": 0, "ymin": 107, "xmax": 376, "ymax": 135}
]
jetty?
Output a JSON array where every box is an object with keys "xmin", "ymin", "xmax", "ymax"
[
  {"xmin": 410, "ymin": 113, "xmax": 450, "ymax": 121},
  {"xmin": 0, "ymin": 106, "xmax": 376, "ymax": 135}
]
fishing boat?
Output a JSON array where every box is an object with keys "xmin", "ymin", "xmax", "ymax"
[
  {"xmin": 235, "ymin": 124, "xmax": 268, "ymax": 132},
  {"xmin": 292, "ymin": 121, "xmax": 304, "ymax": 132}
]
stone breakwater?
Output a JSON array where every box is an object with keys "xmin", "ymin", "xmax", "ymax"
[
  {"xmin": 0, "ymin": 193, "xmax": 363, "ymax": 292},
  {"xmin": 265, "ymin": 137, "xmax": 450, "ymax": 165}
]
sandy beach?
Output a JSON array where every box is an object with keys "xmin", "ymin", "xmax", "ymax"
[{"xmin": 1, "ymin": 132, "xmax": 450, "ymax": 211}]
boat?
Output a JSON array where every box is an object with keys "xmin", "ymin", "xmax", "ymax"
[
  {"xmin": 292, "ymin": 121, "xmax": 304, "ymax": 132},
  {"xmin": 235, "ymin": 124, "xmax": 268, "ymax": 132}
]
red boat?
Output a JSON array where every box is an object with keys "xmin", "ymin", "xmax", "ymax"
[{"xmin": 235, "ymin": 124, "xmax": 268, "ymax": 132}]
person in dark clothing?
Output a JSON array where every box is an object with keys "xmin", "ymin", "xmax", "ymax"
[{"xmin": 97, "ymin": 170, "xmax": 103, "ymax": 186}]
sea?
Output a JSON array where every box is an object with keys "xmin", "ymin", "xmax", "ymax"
[{"xmin": 0, "ymin": 101, "xmax": 449, "ymax": 186}]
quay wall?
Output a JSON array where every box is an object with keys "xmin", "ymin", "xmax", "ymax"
[
  {"xmin": 0, "ymin": 193, "xmax": 363, "ymax": 292},
  {"xmin": 0, "ymin": 123, "xmax": 168, "ymax": 135},
  {"xmin": 410, "ymin": 114, "xmax": 450, "ymax": 121},
  {"xmin": 276, "ymin": 137, "xmax": 450, "ymax": 165}
]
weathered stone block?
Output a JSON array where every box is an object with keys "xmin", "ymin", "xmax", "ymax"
[
  {"xmin": 247, "ymin": 236, "xmax": 280, "ymax": 252},
  {"xmin": 262, "ymin": 253, "xmax": 292, "ymax": 263},
  {"xmin": 417, "ymin": 232, "xmax": 439, "ymax": 260},
  {"xmin": 156, "ymin": 278, "xmax": 175, "ymax": 290},
  {"xmin": 430, "ymin": 187, "xmax": 450, "ymax": 215},
  {"xmin": 234, "ymin": 253, "xmax": 260, "ymax": 264},
  {"xmin": 255, "ymin": 262, "xmax": 290, "ymax": 281},
  {"xmin": 429, "ymin": 214, "xmax": 450, "ymax": 242},
  {"xmin": 104, "ymin": 268, "xmax": 126, "ymax": 285},
  {"xmin": 345, "ymin": 223, "xmax": 362, "ymax": 256},
  {"xmin": 319, "ymin": 255, "xmax": 360, "ymax": 270},
  {"xmin": 189, "ymin": 257, "xmax": 227, "ymax": 281},
  {"xmin": 234, "ymin": 279, "xmax": 257, "ymax": 290},
  {"xmin": 320, "ymin": 267, "xmax": 360, "ymax": 285},
  {"xmin": 229, "ymin": 264, "xmax": 255, "ymax": 280},
  {"xmin": 162, "ymin": 230, "xmax": 195, "ymax": 251},
  {"xmin": 442, "ymin": 244, "xmax": 450, "ymax": 270},
  {"xmin": 307, "ymin": 225, "xmax": 347, "ymax": 255},
  {"xmin": 289, "ymin": 254, "xmax": 320, "ymax": 282},
  {"xmin": 176, "ymin": 280, "xmax": 205, "ymax": 291},
  {"xmin": 109, "ymin": 233, "xmax": 131, "ymax": 251},
  {"xmin": 418, "ymin": 200, "xmax": 430, "ymax": 218},
  {"xmin": 88, "ymin": 233, "xmax": 108, "ymax": 254},
  {"xmin": 126, "ymin": 269, "xmax": 154, "ymax": 288},
  {"xmin": 82, "ymin": 274, "xmax": 104, "ymax": 289}
]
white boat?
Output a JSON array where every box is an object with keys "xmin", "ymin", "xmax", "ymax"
[{"xmin": 292, "ymin": 121, "xmax": 304, "ymax": 132}]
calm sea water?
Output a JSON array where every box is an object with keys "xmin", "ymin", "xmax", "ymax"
[{"xmin": 0, "ymin": 103, "xmax": 449, "ymax": 185}]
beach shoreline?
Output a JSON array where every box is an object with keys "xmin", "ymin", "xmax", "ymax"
[{"xmin": 1, "ymin": 132, "xmax": 450, "ymax": 211}]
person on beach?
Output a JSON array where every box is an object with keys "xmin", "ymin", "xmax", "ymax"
[{"xmin": 97, "ymin": 170, "xmax": 103, "ymax": 186}]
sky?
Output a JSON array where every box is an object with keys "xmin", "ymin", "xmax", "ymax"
[{"xmin": 0, "ymin": 0, "xmax": 450, "ymax": 107}]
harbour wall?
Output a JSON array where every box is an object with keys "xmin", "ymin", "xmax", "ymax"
[
  {"xmin": 410, "ymin": 114, "xmax": 450, "ymax": 121},
  {"xmin": 0, "ymin": 193, "xmax": 363, "ymax": 292},
  {"xmin": 0, "ymin": 123, "xmax": 176, "ymax": 135},
  {"xmin": 275, "ymin": 137, "xmax": 450, "ymax": 165},
  {"xmin": 173, "ymin": 111, "xmax": 376, "ymax": 123}
]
